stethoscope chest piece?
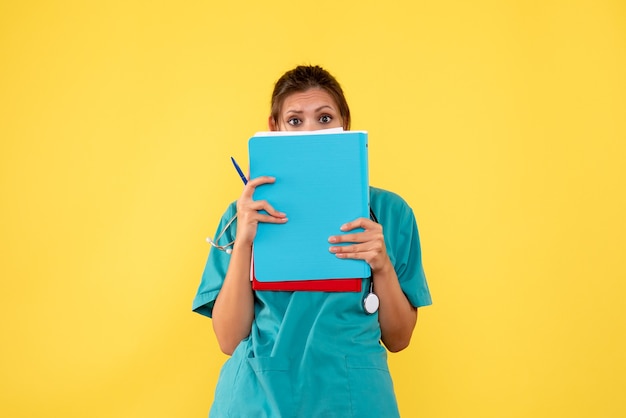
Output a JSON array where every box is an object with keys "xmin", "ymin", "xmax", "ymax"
[
  {"xmin": 363, "ymin": 292, "xmax": 379, "ymax": 314},
  {"xmin": 363, "ymin": 279, "xmax": 379, "ymax": 314}
]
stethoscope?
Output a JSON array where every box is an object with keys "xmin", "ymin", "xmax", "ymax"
[
  {"xmin": 362, "ymin": 208, "xmax": 380, "ymax": 315},
  {"xmin": 206, "ymin": 208, "xmax": 380, "ymax": 314},
  {"xmin": 363, "ymin": 279, "xmax": 379, "ymax": 315}
]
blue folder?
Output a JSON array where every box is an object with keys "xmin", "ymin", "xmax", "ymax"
[{"xmin": 249, "ymin": 130, "xmax": 371, "ymax": 282}]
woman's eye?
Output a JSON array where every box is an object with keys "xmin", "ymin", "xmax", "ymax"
[
  {"xmin": 287, "ymin": 118, "xmax": 301, "ymax": 126},
  {"xmin": 319, "ymin": 115, "xmax": 332, "ymax": 123}
]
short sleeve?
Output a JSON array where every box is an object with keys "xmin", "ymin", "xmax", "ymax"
[
  {"xmin": 372, "ymin": 188, "xmax": 432, "ymax": 308},
  {"xmin": 192, "ymin": 202, "xmax": 238, "ymax": 318}
]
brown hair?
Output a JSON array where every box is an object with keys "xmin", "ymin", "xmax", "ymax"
[{"xmin": 270, "ymin": 65, "xmax": 351, "ymax": 130}]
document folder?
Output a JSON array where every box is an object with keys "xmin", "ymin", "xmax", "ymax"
[
  {"xmin": 250, "ymin": 257, "xmax": 362, "ymax": 292},
  {"xmin": 249, "ymin": 130, "xmax": 371, "ymax": 286}
]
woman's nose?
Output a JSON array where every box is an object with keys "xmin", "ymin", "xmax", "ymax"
[{"xmin": 301, "ymin": 120, "xmax": 315, "ymax": 131}]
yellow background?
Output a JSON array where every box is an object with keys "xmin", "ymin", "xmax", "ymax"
[{"xmin": 1, "ymin": 1, "xmax": 625, "ymax": 417}]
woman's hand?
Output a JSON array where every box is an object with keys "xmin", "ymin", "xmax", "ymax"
[
  {"xmin": 329, "ymin": 216, "xmax": 417, "ymax": 352},
  {"xmin": 212, "ymin": 175, "xmax": 287, "ymax": 355},
  {"xmin": 328, "ymin": 217, "xmax": 392, "ymax": 273},
  {"xmin": 235, "ymin": 176, "xmax": 288, "ymax": 247}
]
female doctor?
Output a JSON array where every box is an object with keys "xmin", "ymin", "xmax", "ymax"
[{"xmin": 193, "ymin": 65, "xmax": 432, "ymax": 417}]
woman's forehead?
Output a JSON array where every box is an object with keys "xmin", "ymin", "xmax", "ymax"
[{"xmin": 281, "ymin": 88, "xmax": 338, "ymax": 111}]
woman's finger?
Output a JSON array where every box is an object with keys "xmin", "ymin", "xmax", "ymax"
[
  {"xmin": 329, "ymin": 229, "xmax": 382, "ymax": 245},
  {"xmin": 339, "ymin": 217, "xmax": 377, "ymax": 232},
  {"xmin": 244, "ymin": 200, "xmax": 286, "ymax": 218},
  {"xmin": 240, "ymin": 176, "xmax": 276, "ymax": 198},
  {"xmin": 256, "ymin": 213, "xmax": 289, "ymax": 224}
]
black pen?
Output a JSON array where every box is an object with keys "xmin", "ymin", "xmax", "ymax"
[{"xmin": 230, "ymin": 156, "xmax": 248, "ymax": 185}]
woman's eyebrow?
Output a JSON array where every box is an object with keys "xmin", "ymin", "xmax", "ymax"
[
  {"xmin": 284, "ymin": 105, "xmax": 335, "ymax": 114},
  {"xmin": 315, "ymin": 105, "xmax": 334, "ymax": 112}
]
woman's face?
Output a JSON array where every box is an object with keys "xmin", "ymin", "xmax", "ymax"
[{"xmin": 270, "ymin": 88, "xmax": 344, "ymax": 132}]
